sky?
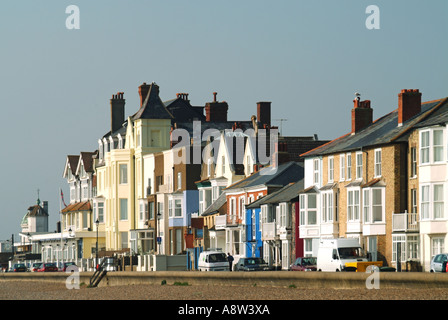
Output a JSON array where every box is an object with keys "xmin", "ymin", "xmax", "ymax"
[{"xmin": 0, "ymin": 0, "xmax": 446, "ymax": 240}]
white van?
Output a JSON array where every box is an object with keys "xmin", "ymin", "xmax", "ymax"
[
  {"xmin": 198, "ymin": 251, "xmax": 229, "ymax": 271},
  {"xmin": 316, "ymin": 238, "xmax": 368, "ymax": 272}
]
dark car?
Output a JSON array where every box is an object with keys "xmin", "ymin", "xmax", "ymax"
[
  {"xmin": 38, "ymin": 263, "xmax": 58, "ymax": 272},
  {"xmin": 59, "ymin": 262, "xmax": 77, "ymax": 272},
  {"xmin": 290, "ymin": 257, "xmax": 317, "ymax": 271},
  {"xmin": 233, "ymin": 257, "xmax": 271, "ymax": 271},
  {"xmin": 10, "ymin": 263, "xmax": 28, "ymax": 272}
]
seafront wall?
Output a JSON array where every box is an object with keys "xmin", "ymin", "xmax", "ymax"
[{"xmin": 2, "ymin": 271, "xmax": 448, "ymax": 289}]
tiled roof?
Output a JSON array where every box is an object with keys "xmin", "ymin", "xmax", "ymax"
[
  {"xmin": 132, "ymin": 82, "xmax": 174, "ymax": 120},
  {"xmin": 202, "ymin": 191, "xmax": 227, "ymax": 216},
  {"xmin": 301, "ymin": 98, "xmax": 448, "ymax": 157},
  {"xmin": 61, "ymin": 201, "xmax": 91, "ymax": 213},
  {"xmin": 246, "ymin": 180, "xmax": 304, "ymax": 209},
  {"xmin": 225, "ymin": 161, "xmax": 304, "ymax": 191},
  {"xmin": 67, "ymin": 155, "xmax": 79, "ymax": 175}
]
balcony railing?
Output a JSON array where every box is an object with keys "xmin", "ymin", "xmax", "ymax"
[
  {"xmin": 262, "ymin": 222, "xmax": 276, "ymax": 241},
  {"xmin": 392, "ymin": 211, "xmax": 419, "ymax": 232},
  {"xmin": 214, "ymin": 215, "xmax": 227, "ymax": 229}
]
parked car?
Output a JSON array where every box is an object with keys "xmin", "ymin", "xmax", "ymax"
[
  {"xmin": 10, "ymin": 263, "xmax": 27, "ymax": 272},
  {"xmin": 59, "ymin": 262, "xmax": 77, "ymax": 272},
  {"xmin": 430, "ymin": 253, "xmax": 448, "ymax": 272},
  {"xmin": 38, "ymin": 263, "xmax": 58, "ymax": 272},
  {"xmin": 198, "ymin": 251, "xmax": 230, "ymax": 271},
  {"xmin": 30, "ymin": 262, "xmax": 42, "ymax": 272},
  {"xmin": 290, "ymin": 257, "xmax": 317, "ymax": 271},
  {"xmin": 233, "ymin": 257, "xmax": 271, "ymax": 271}
]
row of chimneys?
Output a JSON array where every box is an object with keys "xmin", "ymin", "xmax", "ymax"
[
  {"xmin": 352, "ymin": 89, "xmax": 422, "ymax": 134},
  {"xmin": 109, "ymin": 83, "xmax": 272, "ymax": 134}
]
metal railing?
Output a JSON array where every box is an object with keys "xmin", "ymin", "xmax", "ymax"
[{"xmin": 392, "ymin": 211, "xmax": 419, "ymax": 232}]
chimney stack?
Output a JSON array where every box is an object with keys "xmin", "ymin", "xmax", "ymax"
[
  {"xmin": 176, "ymin": 93, "xmax": 189, "ymax": 101},
  {"xmin": 138, "ymin": 82, "xmax": 151, "ymax": 107},
  {"xmin": 351, "ymin": 96, "xmax": 373, "ymax": 134},
  {"xmin": 398, "ymin": 89, "xmax": 421, "ymax": 126},
  {"xmin": 110, "ymin": 92, "xmax": 125, "ymax": 133},
  {"xmin": 205, "ymin": 92, "xmax": 229, "ymax": 122},
  {"xmin": 257, "ymin": 102, "xmax": 271, "ymax": 128}
]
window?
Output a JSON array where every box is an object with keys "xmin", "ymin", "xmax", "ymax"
[
  {"xmin": 363, "ymin": 189, "xmax": 370, "ymax": 223},
  {"xmin": 313, "ymin": 159, "xmax": 320, "ymax": 185},
  {"xmin": 434, "ymin": 130, "xmax": 444, "ymax": 162},
  {"xmin": 420, "ymin": 131, "xmax": 430, "ymax": 164},
  {"xmin": 83, "ymin": 211, "xmax": 88, "ymax": 229},
  {"xmin": 372, "ymin": 189, "xmax": 383, "ymax": 222},
  {"xmin": 421, "ymin": 185, "xmax": 430, "ymax": 220},
  {"xmin": 434, "ymin": 184, "xmax": 444, "ymax": 219},
  {"xmin": 321, "ymin": 192, "xmax": 333, "ymax": 222},
  {"xmin": 239, "ymin": 197, "xmax": 245, "ymax": 220},
  {"xmin": 120, "ymin": 198, "xmax": 128, "ymax": 220},
  {"xmin": 307, "ymin": 195, "xmax": 317, "ymax": 225},
  {"xmin": 356, "ymin": 152, "xmax": 363, "ymax": 180},
  {"xmin": 411, "ymin": 189, "xmax": 417, "ymax": 214},
  {"xmin": 119, "ymin": 164, "xmax": 128, "ymax": 184},
  {"xmin": 410, "ymin": 147, "xmax": 417, "ymax": 177},
  {"xmin": 340, "ymin": 154, "xmax": 345, "ymax": 181},
  {"xmin": 177, "ymin": 172, "xmax": 182, "ymax": 190},
  {"xmin": 347, "ymin": 189, "xmax": 360, "ymax": 221},
  {"xmin": 97, "ymin": 202, "xmax": 104, "ymax": 223},
  {"xmin": 432, "ymin": 237, "xmax": 445, "ymax": 257},
  {"xmin": 222, "ymin": 156, "xmax": 226, "ymax": 175},
  {"xmin": 374, "ymin": 149, "xmax": 382, "ymax": 177},
  {"xmin": 207, "ymin": 159, "xmax": 212, "ymax": 177},
  {"xmin": 328, "ymin": 156, "xmax": 334, "ymax": 182},
  {"xmin": 279, "ymin": 203, "xmax": 289, "ymax": 228},
  {"xmin": 230, "ymin": 197, "xmax": 236, "ymax": 222},
  {"xmin": 174, "ymin": 199, "xmax": 182, "ymax": 217},
  {"xmin": 346, "ymin": 153, "xmax": 352, "ymax": 180},
  {"xmin": 300, "ymin": 194, "xmax": 317, "ymax": 226},
  {"xmin": 392, "ymin": 235, "xmax": 405, "ymax": 263},
  {"xmin": 121, "ymin": 232, "xmax": 128, "ymax": 249}
]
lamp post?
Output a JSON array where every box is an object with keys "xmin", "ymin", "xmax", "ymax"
[{"xmin": 95, "ymin": 218, "xmax": 99, "ymax": 267}]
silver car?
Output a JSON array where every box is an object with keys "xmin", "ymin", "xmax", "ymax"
[{"xmin": 430, "ymin": 253, "xmax": 448, "ymax": 272}]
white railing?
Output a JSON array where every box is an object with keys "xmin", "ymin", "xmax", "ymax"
[
  {"xmin": 262, "ymin": 222, "xmax": 276, "ymax": 240},
  {"xmin": 392, "ymin": 211, "xmax": 419, "ymax": 232},
  {"xmin": 214, "ymin": 215, "xmax": 227, "ymax": 229}
]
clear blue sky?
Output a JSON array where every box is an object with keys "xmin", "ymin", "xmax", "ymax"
[{"xmin": 0, "ymin": 0, "xmax": 446, "ymax": 240}]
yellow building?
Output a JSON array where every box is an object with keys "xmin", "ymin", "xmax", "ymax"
[{"xmin": 94, "ymin": 83, "xmax": 172, "ymax": 252}]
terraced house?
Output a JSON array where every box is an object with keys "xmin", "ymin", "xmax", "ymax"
[{"xmin": 300, "ymin": 89, "xmax": 448, "ymax": 271}]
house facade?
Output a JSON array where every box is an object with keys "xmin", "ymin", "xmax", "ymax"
[{"xmin": 300, "ymin": 89, "xmax": 448, "ymax": 271}]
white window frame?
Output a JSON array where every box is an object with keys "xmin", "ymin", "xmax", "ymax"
[
  {"xmin": 299, "ymin": 193, "xmax": 317, "ymax": 226},
  {"xmin": 355, "ymin": 152, "xmax": 363, "ymax": 180},
  {"xmin": 239, "ymin": 196, "xmax": 245, "ymax": 220},
  {"xmin": 313, "ymin": 158, "xmax": 320, "ymax": 186},
  {"xmin": 420, "ymin": 183, "xmax": 445, "ymax": 221},
  {"xmin": 346, "ymin": 153, "xmax": 352, "ymax": 181},
  {"xmin": 420, "ymin": 130, "xmax": 430, "ymax": 164},
  {"xmin": 347, "ymin": 188, "xmax": 360, "ymax": 222},
  {"xmin": 433, "ymin": 129, "xmax": 444, "ymax": 163},
  {"xmin": 339, "ymin": 154, "xmax": 345, "ymax": 182},
  {"xmin": 374, "ymin": 148, "xmax": 382, "ymax": 178},
  {"xmin": 410, "ymin": 147, "xmax": 417, "ymax": 178},
  {"xmin": 321, "ymin": 191, "xmax": 334, "ymax": 223},
  {"xmin": 119, "ymin": 164, "xmax": 128, "ymax": 184},
  {"xmin": 363, "ymin": 187, "xmax": 385, "ymax": 224},
  {"xmin": 328, "ymin": 156, "xmax": 334, "ymax": 183}
]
